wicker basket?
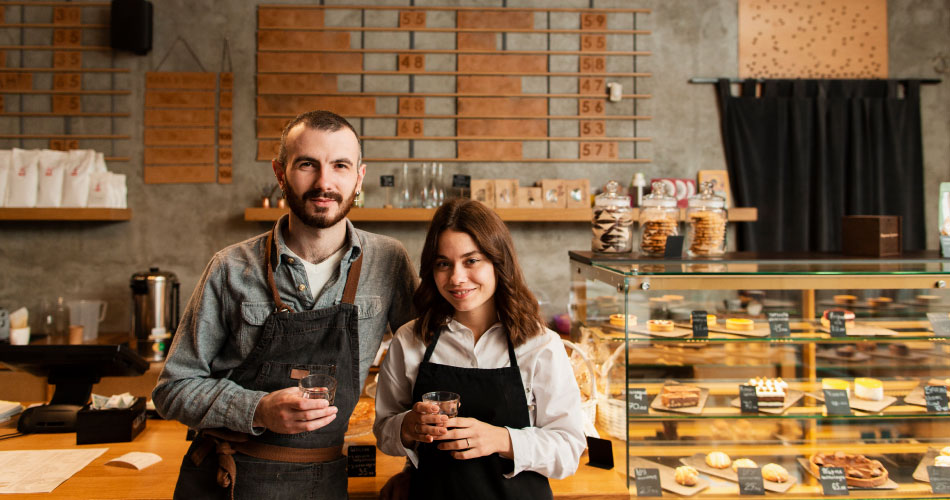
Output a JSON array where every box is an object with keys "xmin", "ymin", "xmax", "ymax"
[
  {"xmin": 562, "ymin": 339, "xmax": 598, "ymax": 431},
  {"xmin": 595, "ymin": 343, "xmax": 627, "ymax": 440}
]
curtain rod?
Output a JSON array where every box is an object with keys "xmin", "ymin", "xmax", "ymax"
[{"xmin": 690, "ymin": 77, "xmax": 942, "ymax": 84}]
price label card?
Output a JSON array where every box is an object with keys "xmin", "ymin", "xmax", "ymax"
[
  {"xmin": 634, "ymin": 467, "xmax": 662, "ymax": 497},
  {"xmin": 927, "ymin": 312, "xmax": 950, "ymax": 337},
  {"xmin": 690, "ymin": 310, "xmax": 708, "ymax": 338},
  {"xmin": 346, "ymin": 445, "xmax": 376, "ymax": 477},
  {"xmin": 738, "ymin": 384, "xmax": 759, "ymax": 413},
  {"xmin": 767, "ymin": 312, "xmax": 790, "ymax": 338},
  {"xmin": 828, "ymin": 310, "xmax": 847, "ymax": 337},
  {"xmin": 737, "ymin": 467, "xmax": 765, "ymax": 495},
  {"xmin": 924, "ymin": 385, "xmax": 949, "ymax": 413},
  {"xmin": 929, "ymin": 466, "xmax": 950, "ymax": 494},
  {"xmin": 628, "ymin": 387, "xmax": 649, "ymax": 415},
  {"xmin": 819, "ymin": 466, "xmax": 850, "ymax": 496},
  {"xmin": 585, "ymin": 436, "xmax": 614, "ymax": 470},
  {"xmin": 452, "ymin": 174, "xmax": 471, "ymax": 189},
  {"xmin": 823, "ymin": 389, "xmax": 852, "ymax": 416},
  {"xmin": 663, "ymin": 235, "xmax": 684, "ymax": 258},
  {"xmin": 380, "ymin": 175, "xmax": 395, "ymax": 187}
]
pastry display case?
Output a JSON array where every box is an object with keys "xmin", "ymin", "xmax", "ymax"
[{"xmin": 568, "ymin": 251, "xmax": 950, "ymax": 498}]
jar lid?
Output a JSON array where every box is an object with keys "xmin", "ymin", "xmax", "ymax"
[
  {"xmin": 594, "ymin": 180, "xmax": 630, "ymax": 208},
  {"xmin": 641, "ymin": 181, "xmax": 677, "ymax": 208},
  {"xmin": 687, "ymin": 180, "xmax": 725, "ymax": 208}
]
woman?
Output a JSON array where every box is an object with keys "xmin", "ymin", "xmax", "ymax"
[{"xmin": 374, "ymin": 199, "xmax": 586, "ymax": 500}]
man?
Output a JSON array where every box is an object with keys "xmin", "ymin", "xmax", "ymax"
[{"xmin": 153, "ymin": 110, "xmax": 417, "ymax": 499}]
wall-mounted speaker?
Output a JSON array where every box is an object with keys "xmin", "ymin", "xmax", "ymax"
[{"xmin": 110, "ymin": 0, "xmax": 153, "ymax": 55}]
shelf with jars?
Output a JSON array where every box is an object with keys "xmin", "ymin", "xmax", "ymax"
[{"xmin": 567, "ymin": 251, "xmax": 950, "ymax": 498}]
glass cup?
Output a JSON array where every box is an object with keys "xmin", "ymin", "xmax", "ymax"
[
  {"xmin": 421, "ymin": 391, "xmax": 461, "ymax": 417},
  {"xmin": 299, "ymin": 374, "xmax": 337, "ymax": 404}
]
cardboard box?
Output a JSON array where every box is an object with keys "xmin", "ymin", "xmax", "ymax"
[
  {"xmin": 841, "ymin": 216, "xmax": 902, "ymax": 257},
  {"xmin": 564, "ymin": 179, "xmax": 590, "ymax": 209},
  {"xmin": 517, "ymin": 187, "xmax": 543, "ymax": 208},
  {"xmin": 494, "ymin": 179, "xmax": 518, "ymax": 208},
  {"xmin": 470, "ymin": 179, "xmax": 495, "ymax": 208},
  {"xmin": 76, "ymin": 397, "xmax": 147, "ymax": 444},
  {"xmin": 539, "ymin": 179, "xmax": 566, "ymax": 209}
]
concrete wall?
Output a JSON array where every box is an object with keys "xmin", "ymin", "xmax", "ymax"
[{"xmin": 1, "ymin": 0, "xmax": 947, "ymax": 335}]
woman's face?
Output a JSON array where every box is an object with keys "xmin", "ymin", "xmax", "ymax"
[{"xmin": 433, "ymin": 230, "xmax": 497, "ymax": 318}]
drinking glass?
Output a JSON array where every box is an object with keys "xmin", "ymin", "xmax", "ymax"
[
  {"xmin": 299, "ymin": 374, "xmax": 337, "ymax": 404},
  {"xmin": 421, "ymin": 391, "xmax": 460, "ymax": 417},
  {"xmin": 398, "ymin": 163, "xmax": 411, "ymax": 208}
]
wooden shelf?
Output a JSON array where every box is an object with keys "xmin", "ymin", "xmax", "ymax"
[
  {"xmin": 0, "ymin": 207, "xmax": 131, "ymax": 221},
  {"xmin": 244, "ymin": 207, "xmax": 758, "ymax": 223}
]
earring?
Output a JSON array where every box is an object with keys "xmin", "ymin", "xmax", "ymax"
[{"xmin": 355, "ymin": 190, "xmax": 361, "ymax": 196}]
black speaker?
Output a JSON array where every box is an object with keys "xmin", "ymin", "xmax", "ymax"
[{"xmin": 110, "ymin": 0, "xmax": 153, "ymax": 55}]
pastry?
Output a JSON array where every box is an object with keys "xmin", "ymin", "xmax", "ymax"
[
  {"xmin": 608, "ymin": 314, "xmax": 637, "ymax": 327},
  {"xmin": 725, "ymin": 318, "xmax": 754, "ymax": 331},
  {"xmin": 856, "ymin": 343, "xmax": 876, "ymax": 353},
  {"xmin": 833, "ymin": 294, "xmax": 857, "ymax": 305},
  {"xmin": 690, "ymin": 313, "xmax": 717, "ymax": 326},
  {"xmin": 705, "ymin": 451, "xmax": 731, "ymax": 469},
  {"xmin": 761, "ymin": 463, "xmax": 789, "ymax": 483},
  {"xmin": 822, "ymin": 378, "xmax": 851, "ymax": 398},
  {"xmin": 810, "ymin": 451, "xmax": 888, "ymax": 487},
  {"xmin": 854, "ymin": 378, "xmax": 884, "ymax": 401},
  {"xmin": 927, "ymin": 378, "xmax": 950, "ymax": 389},
  {"xmin": 647, "ymin": 319, "xmax": 674, "ymax": 332},
  {"xmin": 835, "ymin": 345, "xmax": 856, "ymax": 358},
  {"xmin": 745, "ymin": 377, "xmax": 788, "ymax": 407},
  {"xmin": 868, "ymin": 296, "xmax": 892, "ymax": 307},
  {"xmin": 821, "ymin": 308, "xmax": 856, "ymax": 328},
  {"xmin": 936, "ymin": 456, "xmax": 950, "ymax": 467},
  {"xmin": 941, "ymin": 446, "xmax": 950, "ymax": 456},
  {"xmin": 732, "ymin": 458, "xmax": 758, "ymax": 472},
  {"xmin": 659, "ymin": 384, "xmax": 701, "ymax": 408},
  {"xmin": 887, "ymin": 343, "xmax": 909, "ymax": 356},
  {"xmin": 674, "ymin": 465, "xmax": 699, "ymax": 486},
  {"xmin": 916, "ymin": 294, "xmax": 940, "ymax": 304}
]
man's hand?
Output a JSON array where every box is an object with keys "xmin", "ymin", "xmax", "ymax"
[{"xmin": 252, "ymin": 386, "xmax": 338, "ymax": 434}]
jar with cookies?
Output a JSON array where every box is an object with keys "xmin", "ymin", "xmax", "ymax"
[
  {"xmin": 591, "ymin": 180, "xmax": 634, "ymax": 253},
  {"xmin": 637, "ymin": 181, "xmax": 679, "ymax": 256},
  {"xmin": 685, "ymin": 180, "xmax": 727, "ymax": 257}
]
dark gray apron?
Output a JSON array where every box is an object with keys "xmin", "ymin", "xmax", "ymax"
[{"xmin": 173, "ymin": 224, "xmax": 363, "ymax": 500}]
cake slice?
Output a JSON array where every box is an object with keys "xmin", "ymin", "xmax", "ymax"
[{"xmin": 660, "ymin": 384, "xmax": 701, "ymax": 408}]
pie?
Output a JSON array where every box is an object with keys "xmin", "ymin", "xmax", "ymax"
[
  {"xmin": 647, "ymin": 319, "xmax": 674, "ymax": 332},
  {"xmin": 809, "ymin": 451, "xmax": 888, "ymax": 487},
  {"xmin": 725, "ymin": 318, "xmax": 754, "ymax": 331}
]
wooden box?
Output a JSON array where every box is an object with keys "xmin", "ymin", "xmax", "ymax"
[
  {"xmin": 564, "ymin": 179, "xmax": 590, "ymax": 209},
  {"xmin": 470, "ymin": 179, "xmax": 495, "ymax": 208},
  {"xmin": 539, "ymin": 179, "xmax": 566, "ymax": 209},
  {"xmin": 493, "ymin": 179, "xmax": 518, "ymax": 208},
  {"xmin": 841, "ymin": 215, "xmax": 901, "ymax": 257}
]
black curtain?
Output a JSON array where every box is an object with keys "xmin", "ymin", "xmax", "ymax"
[{"xmin": 716, "ymin": 79, "xmax": 926, "ymax": 253}]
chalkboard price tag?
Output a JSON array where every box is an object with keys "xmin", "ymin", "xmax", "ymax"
[
  {"xmin": 586, "ymin": 436, "xmax": 614, "ymax": 470},
  {"xmin": 346, "ymin": 445, "xmax": 376, "ymax": 477},
  {"xmin": 690, "ymin": 310, "xmax": 708, "ymax": 338},
  {"xmin": 928, "ymin": 466, "xmax": 950, "ymax": 494},
  {"xmin": 452, "ymin": 174, "xmax": 471, "ymax": 188},
  {"xmin": 819, "ymin": 466, "xmax": 850, "ymax": 496},
  {"xmin": 767, "ymin": 312, "xmax": 790, "ymax": 338},
  {"xmin": 927, "ymin": 312, "xmax": 950, "ymax": 337},
  {"xmin": 634, "ymin": 467, "xmax": 663, "ymax": 497},
  {"xmin": 739, "ymin": 384, "xmax": 759, "ymax": 413},
  {"xmin": 924, "ymin": 385, "xmax": 949, "ymax": 413},
  {"xmin": 628, "ymin": 387, "xmax": 649, "ymax": 415},
  {"xmin": 380, "ymin": 175, "xmax": 395, "ymax": 187},
  {"xmin": 737, "ymin": 467, "xmax": 765, "ymax": 495},
  {"xmin": 828, "ymin": 310, "xmax": 847, "ymax": 337},
  {"xmin": 823, "ymin": 389, "xmax": 852, "ymax": 416},
  {"xmin": 663, "ymin": 235, "xmax": 684, "ymax": 258}
]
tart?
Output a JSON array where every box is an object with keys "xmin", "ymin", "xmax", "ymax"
[
  {"xmin": 940, "ymin": 446, "xmax": 950, "ymax": 457},
  {"xmin": 927, "ymin": 378, "xmax": 950, "ymax": 389},
  {"xmin": 674, "ymin": 465, "xmax": 699, "ymax": 486},
  {"xmin": 705, "ymin": 451, "xmax": 731, "ymax": 469},
  {"xmin": 822, "ymin": 378, "xmax": 851, "ymax": 398},
  {"xmin": 936, "ymin": 456, "xmax": 950, "ymax": 468},
  {"xmin": 608, "ymin": 313, "xmax": 637, "ymax": 327},
  {"xmin": 854, "ymin": 378, "xmax": 884, "ymax": 401},
  {"xmin": 732, "ymin": 458, "xmax": 758, "ymax": 472},
  {"xmin": 809, "ymin": 451, "xmax": 888, "ymax": 487},
  {"xmin": 647, "ymin": 319, "xmax": 674, "ymax": 332},
  {"xmin": 725, "ymin": 318, "xmax": 754, "ymax": 331},
  {"xmin": 761, "ymin": 463, "xmax": 789, "ymax": 483},
  {"xmin": 691, "ymin": 314, "xmax": 717, "ymax": 326},
  {"xmin": 833, "ymin": 294, "xmax": 857, "ymax": 305},
  {"xmin": 820, "ymin": 308, "xmax": 856, "ymax": 328},
  {"xmin": 659, "ymin": 384, "xmax": 701, "ymax": 408},
  {"xmin": 868, "ymin": 296, "xmax": 893, "ymax": 308}
]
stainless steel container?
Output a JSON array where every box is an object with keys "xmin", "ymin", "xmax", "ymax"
[{"xmin": 130, "ymin": 268, "xmax": 179, "ymax": 361}]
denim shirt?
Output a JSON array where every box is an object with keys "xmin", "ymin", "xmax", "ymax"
[{"xmin": 152, "ymin": 216, "xmax": 417, "ymax": 434}]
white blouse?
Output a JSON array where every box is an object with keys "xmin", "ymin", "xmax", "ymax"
[{"xmin": 373, "ymin": 319, "xmax": 587, "ymax": 480}]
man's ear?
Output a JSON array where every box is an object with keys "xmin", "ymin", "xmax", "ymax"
[{"xmin": 271, "ymin": 159, "xmax": 285, "ymax": 189}]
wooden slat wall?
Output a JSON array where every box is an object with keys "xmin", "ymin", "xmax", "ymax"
[{"xmin": 255, "ymin": 5, "xmax": 651, "ymax": 163}]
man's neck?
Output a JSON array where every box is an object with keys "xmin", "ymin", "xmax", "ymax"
[{"xmin": 284, "ymin": 214, "xmax": 348, "ymax": 264}]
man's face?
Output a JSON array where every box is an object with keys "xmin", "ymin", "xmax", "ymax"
[{"xmin": 272, "ymin": 125, "xmax": 365, "ymax": 229}]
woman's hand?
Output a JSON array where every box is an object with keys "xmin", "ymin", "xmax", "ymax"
[
  {"xmin": 436, "ymin": 417, "xmax": 513, "ymax": 460},
  {"xmin": 399, "ymin": 402, "xmax": 448, "ymax": 447}
]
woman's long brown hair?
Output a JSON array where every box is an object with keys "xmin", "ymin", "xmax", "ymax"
[{"xmin": 413, "ymin": 199, "xmax": 543, "ymax": 346}]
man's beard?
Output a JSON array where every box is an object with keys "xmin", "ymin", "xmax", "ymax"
[{"xmin": 284, "ymin": 185, "xmax": 355, "ymax": 229}]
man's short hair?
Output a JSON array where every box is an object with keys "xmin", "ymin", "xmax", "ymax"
[{"xmin": 275, "ymin": 110, "xmax": 362, "ymax": 166}]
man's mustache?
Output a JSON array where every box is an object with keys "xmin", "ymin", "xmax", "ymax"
[{"xmin": 302, "ymin": 189, "xmax": 343, "ymax": 203}]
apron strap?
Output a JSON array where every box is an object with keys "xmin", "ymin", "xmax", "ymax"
[
  {"xmin": 421, "ymin": 327, "xmax": 443, "ymax": 363},
  {"xmin": 265, "ymin": 223, "xmax": 295, "ymax": 313},
  {"xmin": 505, "ymin": 333, "xmax": 519, "ymax": 370},
  {"xmin": 340, "ymin": 236, "xmax": 363, "ymax": 306}
]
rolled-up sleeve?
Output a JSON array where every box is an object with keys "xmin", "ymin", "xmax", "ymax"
[
  {"xmin": 505, "ymin": 335, "xmax": 587, "ymax": 479},
  {"xmin": 152, "ymin": 255, "xmax": 267, "ymax": 433}
]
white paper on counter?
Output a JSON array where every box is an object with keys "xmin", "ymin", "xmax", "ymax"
[
  {"xmin": 0, "ymin": 448, "xmax": 106, "ymax": 493},
  {"xmin": 106, "ymin": 451, "xmax": 162, "ymax": 470}
]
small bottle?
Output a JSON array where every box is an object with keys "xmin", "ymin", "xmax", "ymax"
[
  {"xmin": 398, "ymin": 163, "xmax": 411, "ymax": 208},
  {"xmin": 52, "ymin": 296, "xmax": 69, "ymax": 341}
]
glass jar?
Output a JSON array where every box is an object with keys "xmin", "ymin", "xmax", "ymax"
[
  {"xmin": 638, "ymin": 181, "xmax": 679, "ymax": 256},
  {"xmin": 591, "ymin": 180, "xmax": 634, "ymax": 253},
  {"xmin": 685, "ymin": 180, "xmax": 728, "ymax": 257}
]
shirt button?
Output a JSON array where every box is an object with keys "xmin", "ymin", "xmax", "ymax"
[
  {"xmin": 288, "ymin": 257, "xmax": 295, "ymax": 264},
  {"xmin": 297, "ymin": 284, "xmax": 306, "ymax": 291}
]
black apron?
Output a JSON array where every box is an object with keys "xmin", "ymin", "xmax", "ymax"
[
  {"xmin": 408, "ymin": 327, "xmax": 553, "ymax": 500},
  {"xmin": 173, "ymin": 224, "xmax": 362, "ymax": 500}
]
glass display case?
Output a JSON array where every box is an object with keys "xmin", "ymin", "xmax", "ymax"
[{"xmin": 568, "ymin": 251, "xmax": 950, "ymax": 498}]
